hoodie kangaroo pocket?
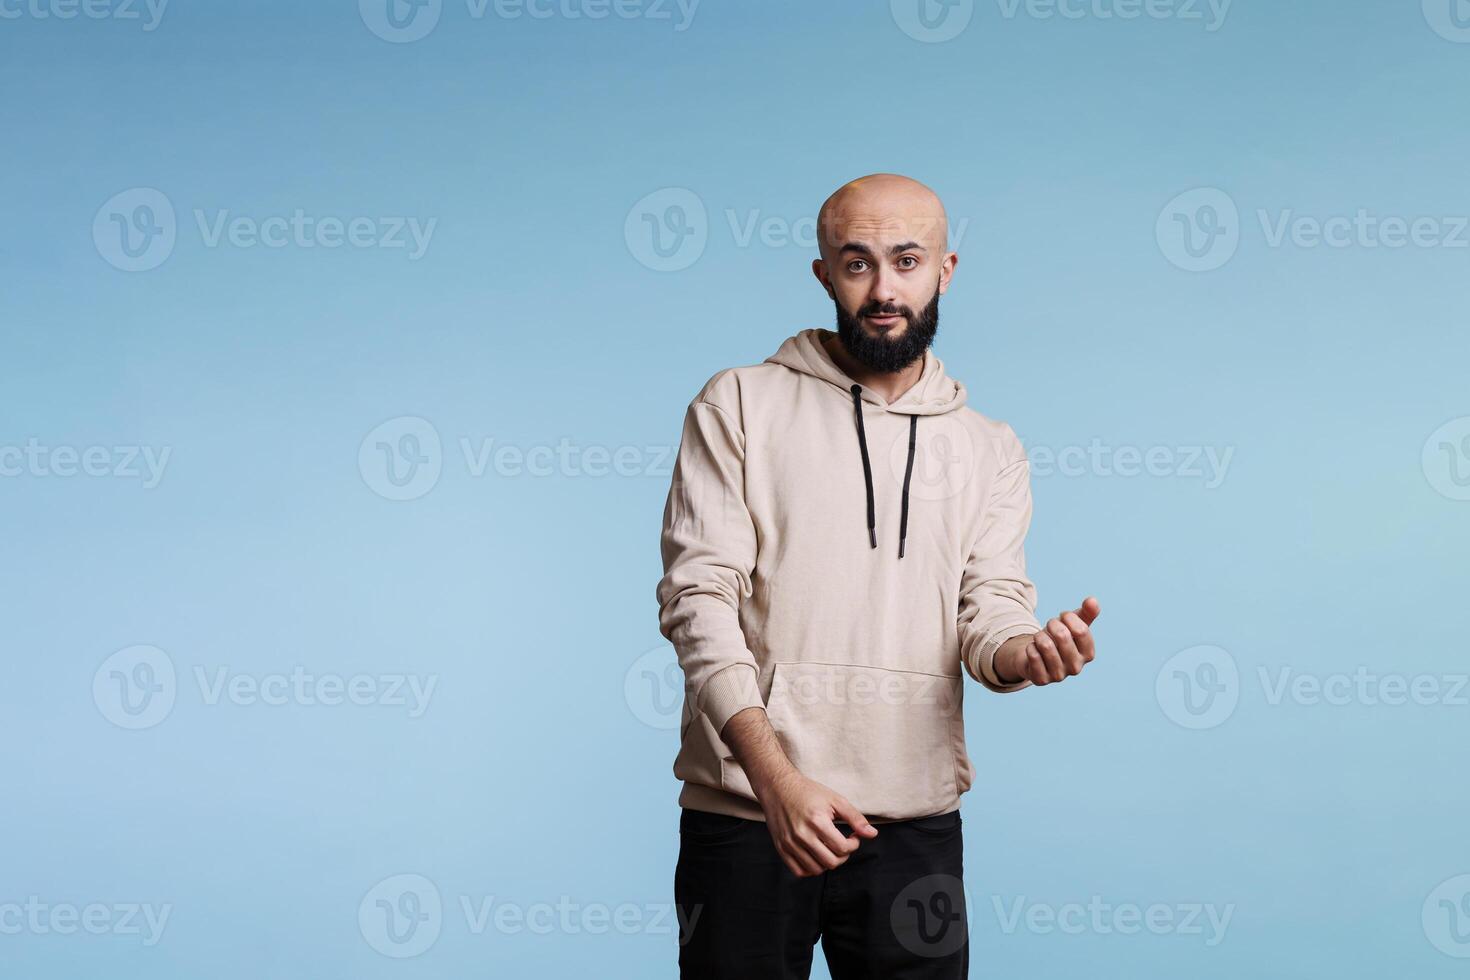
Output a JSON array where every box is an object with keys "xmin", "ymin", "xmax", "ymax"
[{"xmin": 762, "ymin": 661, "xmax": 963, "ymax": 821}]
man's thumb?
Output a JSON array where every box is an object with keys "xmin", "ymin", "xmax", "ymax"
[
  {"xmin": 1076, "ymin": 596, "xmax": 1101, "ymax": 625},
  {"xmin": 832, "ymin": 796, "xmax": 877, "ymax": 838}
]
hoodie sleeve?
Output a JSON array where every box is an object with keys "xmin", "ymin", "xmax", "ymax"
[
  {"xmin": 958, "ymin": 430, "xmax": 1043, "ymax": 694},
  {"xmin": 656, "ymin": 395, "xmax": 765, "ymax": 736}
]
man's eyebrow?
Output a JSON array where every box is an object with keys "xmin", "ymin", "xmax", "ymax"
[{"xmin": 839, "ymin": 240, "xmax": 928, "ymax": 256}]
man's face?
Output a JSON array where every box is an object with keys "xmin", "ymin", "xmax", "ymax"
[{"xmin": 813, "ymin": 187, "xmax": 956, "ymax": 374}]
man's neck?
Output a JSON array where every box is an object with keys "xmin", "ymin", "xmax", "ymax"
[{"xmin": 821, "ymin": 333, "xmax": 926, "ymax": 404}]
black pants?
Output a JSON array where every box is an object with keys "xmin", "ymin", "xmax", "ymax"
[{"xmin": 674, "ymin": 807, "xmax": 969, "ymax": 979}]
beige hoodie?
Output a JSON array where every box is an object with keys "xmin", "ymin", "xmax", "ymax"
[{"xmin": 656, "ymin": 328, "xmax": 1042, "ymax": 823}]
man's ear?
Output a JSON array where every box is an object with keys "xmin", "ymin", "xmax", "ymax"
[
  {"xmin": 938, "ymin": 251, "xmax": 958, "ymax": 295},
  {"xmin": 811, "ymin": 258, "xmax": 835, "ymax": 299}
]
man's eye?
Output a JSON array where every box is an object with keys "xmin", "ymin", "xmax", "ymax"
[
  {"xmin": 897, "ymin": 256, "xmax": 918, "ymax": 270},
  {"xmin": 847, "ymin": 260, "xmax": 868, "ymax": 273}
]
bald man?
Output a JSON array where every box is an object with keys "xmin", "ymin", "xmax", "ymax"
[{"xmin": 657, "ymin": 173, "xmax": 1100, "ymax": 979}]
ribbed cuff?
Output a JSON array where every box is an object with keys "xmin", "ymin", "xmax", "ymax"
[
  {"xmin": 974, "ymin": 622, "xmax": 1041, "ymax": 693},
  {"xmin": 698, "ymin": 662, "xmax": 765, "ymax": 735}
]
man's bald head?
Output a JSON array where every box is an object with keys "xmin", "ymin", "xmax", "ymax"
[{"xmin": 815, "ymin": 173, "xmax": 949, "ymax": 263}]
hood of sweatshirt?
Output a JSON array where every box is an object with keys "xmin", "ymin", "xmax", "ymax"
[
  {"xmin": 763, "ymin": 327, "xmax": 968, "ymax": 416},
  {"xmin": 764, "ymin": 327, "xmax": 968, "ymax": 558}
]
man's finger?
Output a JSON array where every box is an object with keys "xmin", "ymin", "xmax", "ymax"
[
  {"xmin": 780, "ymin": 838, "xmax": 823, "ymax": 878},
  {"xmin": 776, "ymin": 846, "xmax": 808, "ymax": 878},
  {"xmin": 1022, "ymin": 645, "xmax": 1047, "ymax": 685},
  {"xmin": 796, "ymin": 829, "xmax": 846, "ymax": 871},
  {"xmin": 1047, "ymin": 619, "xmax": 1082, "ymax": 674},
  {"xmin": 1032, "ymin": 633, "xmax": 1065, "ymax": 684},
  {"xmin": 1061, "ymin": 610, "xmax": 1095, "ymax": 661},
  {"xmin": 812, "ymin": 814, "xmax": 860, "ymax": 857},
  {"xmin": 1075, "ymin": 596, "xmax": 1101, "ymax": 626}
]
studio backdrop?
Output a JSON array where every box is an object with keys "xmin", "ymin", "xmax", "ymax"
[{"xmin": 3, "ymin": 1, "xmax": 1467, "ymax": 977}]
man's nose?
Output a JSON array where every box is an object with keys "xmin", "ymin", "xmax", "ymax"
[{"xmin": 869, "ymin": 267, "xmax": 899, "ymax": 305}]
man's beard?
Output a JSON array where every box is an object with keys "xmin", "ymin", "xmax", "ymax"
[{"xmin": 833, "ymin": 284, "xmax": 940, "ymax": 374}]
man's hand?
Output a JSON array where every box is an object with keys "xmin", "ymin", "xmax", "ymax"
[
  {"xmin": 756, "ymin": 768, "xmax": 878, "ymax": 878},
  {"xmin": 721, "ymin": 706, "xmax": 878, "ymax": 878},
  {"xmin": 994, "ymin": 596, "xmax": 1101, "ymax": 686}
]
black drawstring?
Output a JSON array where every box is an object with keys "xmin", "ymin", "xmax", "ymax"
[
  {"xmin": 849, "ymin": 384, "xmax": 920, "ymax": 559},
  {"xmin": 849, "ymin": 384, "xmax": 877, "ymax": 550},
  {"xmin": 899, "ymin": 413, "xmax": 916, "ymax": 559}
]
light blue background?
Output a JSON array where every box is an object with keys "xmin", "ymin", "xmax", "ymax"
[{"xmin": 3, "ymin": 0, "xmax": 1468, "ymax": 976}]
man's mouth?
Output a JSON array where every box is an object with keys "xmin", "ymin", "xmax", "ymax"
[{"xmin": 864, "ymin": 312, "xmax": 905, "ymax": 326}]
